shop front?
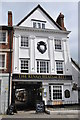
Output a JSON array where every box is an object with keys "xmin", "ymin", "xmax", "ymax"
[{"xmin": 12, "ymin": 74, "xmax": 73, "ymax": 110}]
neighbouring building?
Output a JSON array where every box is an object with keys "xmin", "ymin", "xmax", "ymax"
[
  {"xmin": 12, "ymin": 4, "xmax": 78, "ymax": 108},
  {"xmin": 71, "ymin": 58, "xmax": 80, "ymax": 103},
  {"xmin": 0, "ymin": 11, "xmax": 13, "ymax": 114}
]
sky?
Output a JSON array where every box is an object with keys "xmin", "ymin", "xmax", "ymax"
[{"xmin": 0, "ymin": 1, "xmax": 79, "ymax": 62}]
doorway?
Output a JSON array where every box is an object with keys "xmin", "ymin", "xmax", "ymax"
[{"xmin": 12, "ymin": 81, "xmax": 42, "ymax": 111}]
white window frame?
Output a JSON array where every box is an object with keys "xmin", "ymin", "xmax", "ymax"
[
  {"xmin": 33, "ymin": 22, "xmax": 36, "ymax": 28},
  {"xmin": 54, "ymin": 39, "xmax": 62, "ymax": 50},
  {"xmin": 20, "ymin": 59, "xmax": 30, "ymax": 73},
  {"xmin": 49, "ymin": 85, "xmax": 63, "ymax": 100},
  {"xmin": 32, "ymin": 21, "xmax": 45, "ymax": 29},
  {"xmin": 0, "ymin": 31, "xmax": 7, "ymax": 44},
  {"xmin": 56, "ymin": 61, "xmax": 64, "ymax": 74},
  {"xmin": 20, "ymin": 36, "xmax": 29, "ymax": 48},
  {"xmin": 37, "ymin": 60, "xmax": 50, "ymax": 74},
  {"xmin": 42, "ymin": 23, "xmax": 45, "ymax": 29},
  {"xmin": 0, "ymin": 53, "xmax": 6, "ymax": 69}
]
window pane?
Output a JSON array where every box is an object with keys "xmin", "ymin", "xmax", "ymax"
[
  {"xmin": 37, "ymin": 61, "xmax": 39, "ymax": 73},
  {"xmin": 53, "ymin": 86, "xmax": 62, "ymax": 100},
  {"xmin": 33, "ymin": 22, "xmax": 36, "ymax": 28},
  {"xmin": 21, "ymin": 36, "xmax": 29, "ymax": 47},
  {"xmin": 0, "ymin": 32, "xmax": 6, "ymax": 42},
  {"xmin": 56, "ymin": 61, "xmax": 63, "ymax": 74},
  {"xmin": 0, "ymin": 55, "xmax": 5, "ymax": 68},
  {"xmin": 37, "ymin": 61, "xmax": 49, "ymax": 73},
  {"xmin": 42, "ymin": 23, "xmax": 45, "ymax": 29},
  {"xmin": 21, "ymin": 59, "xmax": 29, "ymax": 73},
  {"xmin": 55, "ymin": 39, "xmax": 61, "ymax": 50},
  {"xmin": 49, "ymin": 86, "xmax": 51, "ymax": 100},
  {"xmin": 38, "ymin": 23, "xmax": 41, "ymax": 28}
]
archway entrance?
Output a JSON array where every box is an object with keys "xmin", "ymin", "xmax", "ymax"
[{"xmin": 12, "ymin": 81, "xmax": 42, "ymax": 111}]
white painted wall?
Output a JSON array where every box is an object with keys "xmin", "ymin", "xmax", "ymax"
[
  {"xmin": 20, "ymin": 8, "xmax": 59, "ymax": 30},
  {"xmin": 13, "ymin": 28, "xmax": 72, "ymax": 76},
  {"xmin": 72, "ymin": 63, "xmax": 79, "ymax": 85},
  {"xmin": 0, "ymin": 74, "xmax": 9, "ymax": 114}
]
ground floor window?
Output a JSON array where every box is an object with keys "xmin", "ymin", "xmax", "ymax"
[
  {"xmin": 21, "ymin": 59, "xmax": 29, "ymax": 73},
  {"xmin": 49, "ymin": 85, "xmax": 62, "ymax": 100},
  {"xmin": 37, "ymin": 60, "xmax": 49, "ymax": 73}
]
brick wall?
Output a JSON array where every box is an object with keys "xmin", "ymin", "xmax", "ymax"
[{"xmin": 0, "ymin": 11, "xmax": 13, "ymax": 74}]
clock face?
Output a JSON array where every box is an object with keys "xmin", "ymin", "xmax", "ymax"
[{"xmin": 37, "ymin": 41, "xmax": 47, "ymax": 54}]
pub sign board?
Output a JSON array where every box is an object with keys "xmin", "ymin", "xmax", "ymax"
[{"xmin": 12, "ymin": 74, "xmax": 72, "ymax": 80}]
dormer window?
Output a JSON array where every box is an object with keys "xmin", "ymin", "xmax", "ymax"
[
  {"xmin": 42, "ymin": 23, "xmax": 45, "ymax": 29},
  {"xmin": 33, "ymin": 22, "xmax": 36, "ymax": 28},
  {"xmin": 32, "ymin": 19, "xmax": 46, "ymax": 29},
  {"xmin": 38, "ymin": 23, "xmax": 41, "ymax": 29}
]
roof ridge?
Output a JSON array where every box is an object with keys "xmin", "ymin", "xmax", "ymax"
[
  {"xmin": 17, "ymin": 4, "xmax": 63, "ymax": 30},
  {"xmin": 71, "ymin": 58, "xmax": 80, "ymax": 71}
]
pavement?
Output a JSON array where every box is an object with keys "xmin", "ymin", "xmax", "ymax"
[
  {"xmin": 0, "ymin": 105, "xmax": 80, "ymax": 119},
  {"xmin": 0, "ymin": 109, "xmax": 80, "ymax": 119}
]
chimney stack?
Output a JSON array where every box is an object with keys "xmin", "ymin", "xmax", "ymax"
[
  {"xmin": 56, "ymin": 13, "xmax": 66, "ymax": 31},
  {"xmin": 8, "ymin": 11, "xmax": 12, "ymax": 26}
]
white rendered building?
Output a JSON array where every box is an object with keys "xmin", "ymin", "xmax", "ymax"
[{"xmin": 12, "ymin": 5, "xmax": 78, "ymax": 107}]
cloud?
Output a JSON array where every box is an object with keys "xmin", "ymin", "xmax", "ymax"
[{"xmin": 0, "ymin": 2, "xmax": 78, "ymax": 61}]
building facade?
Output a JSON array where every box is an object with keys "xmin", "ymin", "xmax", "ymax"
[
  {"xmin": 0, "ymin": 12, "xmax": 13, "ymax": 114},
  {"xmin": 71, "ymin": 58, "xmax": 80, "ymax": 103},
  {"xmin": 12, "ymin": 4, "xmax": 78, "ymax": 107}
]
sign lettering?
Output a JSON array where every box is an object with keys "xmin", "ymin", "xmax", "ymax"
[{"xmin": 12, "ymin": 74, "xmax": 72, "ymax": 80}]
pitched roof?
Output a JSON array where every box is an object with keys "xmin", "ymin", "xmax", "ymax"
[
  {"xmin": 17, "ymin": 4, "xmax": 63, "ymax": 30},
  {"xmin": 71, "ymin": 58, "xmax": 80, "ymax": 71}
]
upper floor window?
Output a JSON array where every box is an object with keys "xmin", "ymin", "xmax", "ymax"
[
  {"xmin": 55, "ymin": 39, "xmax": 61, "ymax": 50},
  {"xmin": 38, "ymin": 23, "xmax": 41, "ymax": 29},
  {"xmin": 33, "ymin": 22, "xmax": 45, "ymax": 29},
  {"xmin": 21, "ymin": 36, "xmax": 29, "ymax": 47},
  {"xmin": 33, "ymin": 22, "xmax": 36, "ymax": 28},
  {"xmin": 0, "ymin": 31, "xmax": 6, "ymax": 43},
  {"xmin": 42, "ymin": 23, "xmax": 45, "ymax": 29},
  {"xmin": 21, "ymin": 59, "xmax": 29, "ymax": 73},
  {"xmin": 56, "ymin": 61, "xmax": 63, "ymax": 74},
  {"xmin": 0, "ymin": 54, "xmax": 6, "ymax": 69},
  {"xmin": 37, "ymin": 60, "xmax": 49, "ymax": 73}
]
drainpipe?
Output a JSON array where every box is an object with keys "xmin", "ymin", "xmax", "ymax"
[{"xmin": 8, "ymin": 11, "xmax": 13, "ymax": 108}]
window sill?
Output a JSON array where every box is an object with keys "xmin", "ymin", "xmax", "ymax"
[
  {"xmin": 0, "ymin": 67, "xmax": 6, "ymax": 70},
  {"xmin": 20, "ymin": 47, "xmax": 29, "ymax": 49},
  {"xmin": 36, "ymin": 73, "xmax": 50, "ymax": 74},
  {"xmin": 0, "ymin": 42, "xmax": 8, "ymax": 45},
  {"xmin": 55, "ymin": 49, "xmax": 63, "ymax": 52}
]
